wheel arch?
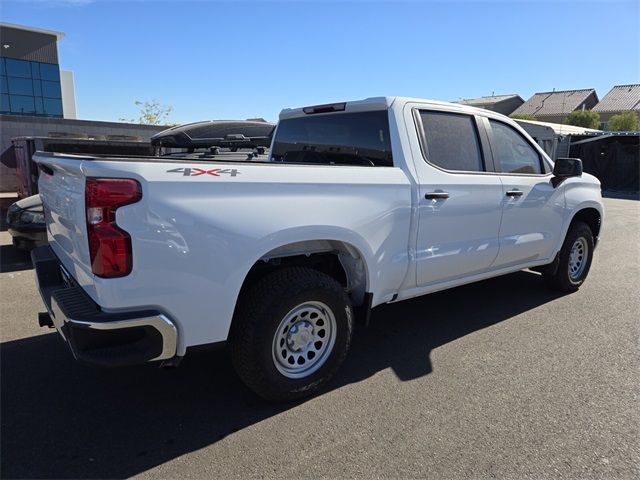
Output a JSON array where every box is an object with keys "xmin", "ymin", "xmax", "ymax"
[
  {"xmin": 570, "ymin": 207, "xmax": 602, "ymax": 245},
  {"xmin": 237, "ymin": 238, "xmax": 372, "ymax": 309}
]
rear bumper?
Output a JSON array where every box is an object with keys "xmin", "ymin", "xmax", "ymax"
[{"xmin": 32, "ymin": 245, "xmax": 178, "ymax": 366}]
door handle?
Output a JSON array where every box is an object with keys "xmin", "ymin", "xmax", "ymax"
[
  {"xmin": 505, "ymin": 189, "xmax": 523, "ymax": 197},
  {"xmin": 425, "ymin": 191, "xmax": 450, "ymax": 200}
]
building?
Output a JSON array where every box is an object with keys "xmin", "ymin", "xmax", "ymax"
[
  {"xmin": 458, "ymin": 94, "xmax": 524, "ymax": 116},
  {"xmin": 0, "ymin": 23, "xmax": 166, "ymax": 193},
  {"xmin": 512, "ymin": 89, "xmax": 599, "ymax": 124},
  {"xmin": 0, "ymin": 22, "xmax": 76, "ymax": 119},
  {"xmin": 592, "ymin": 84, "xmax": 640, "ymax": 130}
]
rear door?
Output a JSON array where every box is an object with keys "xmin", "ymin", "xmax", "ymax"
[
  {"xmin": 484, "ymin": 118, "xmax": 565, "ymax": 268},
  {"xmin": 409, "ymin": 107, "xmax": 504, "ymax": 286}
]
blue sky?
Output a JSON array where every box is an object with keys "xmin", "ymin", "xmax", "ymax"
[{"xmin": 2, "ymin": 0, "xmax": 639, "ymax": 123}]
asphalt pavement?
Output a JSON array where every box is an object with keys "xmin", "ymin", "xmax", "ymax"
[{"xmin": 1, "ymin": 197, "xmax": 638, "ymax": 479}]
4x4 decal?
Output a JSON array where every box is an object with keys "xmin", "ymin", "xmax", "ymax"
[{"xmin": 166, "ymin": 167, "xmax": 240, "ymax": 177}]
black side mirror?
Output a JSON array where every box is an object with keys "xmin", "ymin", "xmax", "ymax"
[{"xmin": 552, "ymin": 158, "xmax": 582, "ymax": 187}]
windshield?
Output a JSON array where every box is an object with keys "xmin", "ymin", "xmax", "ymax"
[{"xmin": 271, "ymin": 110, "xmax": 393, "ymax": 167}]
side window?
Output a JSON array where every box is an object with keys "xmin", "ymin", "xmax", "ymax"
[
  {"xmin": 419, "ymin": 111, "xmax": 484, "ymax": 172},
  {"xmin": 489, "ymin": 120, "xmax": 543, "ymax": 174}
]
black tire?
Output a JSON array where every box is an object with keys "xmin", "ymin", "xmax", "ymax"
[
  {"xmin": 543, "ymin": 221, "xmax": 594, "ymax": 292},
  {"xmin": 229, "ymin": 267, "xmax": 354, "ymax": 402}
]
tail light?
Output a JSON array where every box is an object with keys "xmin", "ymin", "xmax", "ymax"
[{"xmin": 85, "ymin": 178, "xmax": 142, "ymax": 278}]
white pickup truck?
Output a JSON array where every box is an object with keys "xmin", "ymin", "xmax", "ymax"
[{"xmin": 33, "ymin": 97, "xmax": 603, "ymax": 401}]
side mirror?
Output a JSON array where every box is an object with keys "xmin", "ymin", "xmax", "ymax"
[{"xmin": 552, "ymin": 158, "xmax": 582, "ymax": 187}]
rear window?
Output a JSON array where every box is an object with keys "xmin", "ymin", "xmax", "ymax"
[
  {"xmin": 419, "ymin": 111, "xmax": 484, "ymax": 172},
  {"xmin": 271, "ymin": 110, "xmax": 393, "ymax": 166}
]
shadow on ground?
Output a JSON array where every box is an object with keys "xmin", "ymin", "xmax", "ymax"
[
  {"xmin": 1, "ymin": 271, "xmax": 565, "ymax": 479},
  {"xmin": 1, "ymin": 205, "xmax": 35, "ymax": 273},
  {"xmin": 0, "ymin": 244, "xmax": 32, "ymax": 273}
]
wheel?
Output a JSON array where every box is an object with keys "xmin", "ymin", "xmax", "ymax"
[
  {"xmin": 543, "ymin": 221, "xmax": 594, "ymax": 292},
  {"xmin": 229, "ymin": 267, "xmax": 354, "ymax": 402}
]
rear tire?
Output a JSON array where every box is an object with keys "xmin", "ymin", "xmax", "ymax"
[
  {"xmin": 543, "ymin": 221, "xmax": 594, "ymax": 292},
  {"xmin": 229, "ymin": 267, "xmax": 353, "ymax": 402}
]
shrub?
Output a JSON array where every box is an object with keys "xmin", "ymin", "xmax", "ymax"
[
  {"xmin": 565, "ymin": 110, "xmax": 600, "ymax": 129},
  {"xmin": 608, "ymin": 111, "xmax": 639, "ymax": 131}
]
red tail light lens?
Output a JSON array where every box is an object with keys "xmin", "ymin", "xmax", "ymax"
[{"xmin": 85, "ymin": 178, "xmax": 142, "ymax": 278}]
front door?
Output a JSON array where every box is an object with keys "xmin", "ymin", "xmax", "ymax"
[{"xmin": 485, "ymin": 118, "xmax": 565, "ymax": 268}]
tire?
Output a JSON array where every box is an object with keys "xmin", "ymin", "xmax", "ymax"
[
  {"xmin": 229, "ymin": 267, "xmax": 354, "ymax": 402},
  {"xmin": 543, "ymin": 221, "xmax": 594, "ymax": 292}
]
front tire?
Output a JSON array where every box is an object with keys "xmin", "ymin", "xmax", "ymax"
[
  {"xmin": 229, "ymin": 267, "xmax": 353, "ymax": 402},
  {"xmin": 543, "ymin": 221, "xmax": 594, "ymax": 292}
]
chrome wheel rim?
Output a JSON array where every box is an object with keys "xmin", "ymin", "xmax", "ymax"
[
  {"xmin": 568, "ymin": 237, "xmax": 588, "ymax": 281},
  {"xmin": 272, "ymin": 301, "xmax": 337, "ymax": 379}
]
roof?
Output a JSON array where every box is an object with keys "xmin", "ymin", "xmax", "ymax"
[
  {"xmin": 515, "ymin": 119, "xmax": 601, "ymax": 135},
  {"xmin": 459, "ymin": 94, "xmax": 523, "ymax": 106},
  {"xmin": 513, "ymin": 89, "xmax": 597, "ymax": 117},
  {"xmin": 0, "ymin": 22, "xmax": 65, "ymax": 40},
  {"xmin": 593, "ymin": 84, "xmax": 640, "ymax": 113},
  {"xmin": 280, "ymin": 96, "xmax": 501, "ymax": 120}
]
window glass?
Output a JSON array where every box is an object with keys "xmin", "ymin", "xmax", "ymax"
[
  {"xmin": 489, "ymin": 120, "xmax": 542, "ymax": 174},
  {"xmin": 35, "ymin": 96, "xmax": 44, "ymax": 114},
  {"xmin": 271, "ymin": 110, "xmax": 393, "ymax": 166},
  {"xmin": 8, "ymin": 77, "xmax": 33, "ymax": 96},
  {"xmin": 42, "ymin": 80, "xmax": 61, "ymax": 98},
  {"xmin": 43, "ymin": 98, "xmax": 63, "ymax": 116},
  {"xmin": 419, "ymin": 111, "xmax": 483, "ymax": 171},
  {"xmin": 33, "ymin": 80, "xmax": 42, "ymax": 96},
  {"xmin": 5, "ymin": 59, "xmax": 31, "ymax": 78},
  {"xmin": 39, "ymin": 63, "xmax": 60, "ymax": 81},
  {"xmin": 31, "ymin": 62, "xmax": 41, "ymax": 79},
  {"xmin": 0, "ymin": 58, "xmax": 5, "ymax": 76},
  {"xmin": 0, "ymin": 76, "xmax": 7, "ymax": 94},
  {"xmin": 10, "ymin": 95, "xmax": 36, "ymax": 114},
  {"xmin": 1, "ymin": 94, "xmax": 9, "ymax": 113}
]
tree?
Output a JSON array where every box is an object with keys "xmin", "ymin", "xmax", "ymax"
[
  {"xmin": 120, "ymin": 100, "xmax": 173, "ymax": 125},
  {"xmin": 564, "ymin": 109, "xmax": 599, "ymax": 129},
  {"xmin": 510, "ymin": 113, "xmax": 537, "ymax": 121},
  {"xmin": 608, "ymin": 111, "xmax": 639, "ymax": 131}
]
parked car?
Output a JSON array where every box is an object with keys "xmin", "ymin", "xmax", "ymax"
[
  {"xmin": 31, "ymin": 97, "xmax": 604, "ymax": 401},
  {"xmin": 6, "ymin": 195, "xmax": 47, "ymax": 250}
]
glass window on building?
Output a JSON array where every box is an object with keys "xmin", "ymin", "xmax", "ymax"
[
  {"xmin": 8, "ymin": 77, "xmax": 34, "ymax": 96},
  {"xmin": 42, "ymin": 80, "xmax": 61, "ymax": 98},
  {"xmin": 0, "ymin": 58, "xmax": 63, "ymax": 117},
  {"xmin": 31, "ymin": 62, "xmax": 40, "ymax": 79},
  {"xmin": 43, "ymin": 97, "xmax": 63, "ymax": 116},
  {"xmin": 33, "ymin": 79, "xmax": 42, "ymax": 96},
  {"xmin": 35, "ymin": 96, "xmax": 44, "ymax": 114},
  {"xmin": 1, "ymin": 94, "xmax": 10, "ymax": 114},
  {"xmin": 40, "ymin": 63, "xmax": 60, "ymax": 81},
  {"xmin": 5, "ymin": 59, "xmax": 32, "ymax": 78},
  {"xmin": 10, "ymin": 95, "xmax": 36, "ymax": 115}
]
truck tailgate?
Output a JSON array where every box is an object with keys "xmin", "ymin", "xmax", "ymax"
[{"xmin": 36, "ymin": 155, "xmax": 95, "ymax": 292}]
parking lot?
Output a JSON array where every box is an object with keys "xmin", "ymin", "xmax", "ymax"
[{"xmin": 1, "ymin": 196, "xmax": 638, "ymax": 479}]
